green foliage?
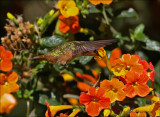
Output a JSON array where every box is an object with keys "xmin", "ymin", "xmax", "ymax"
[
  {"xmin": 40, "ymin": 35, "xmax": 66, "ymax": 48},
  {"xmin": 2, "ymin": 0, "xmax": 160, "ymax": 117},
  {"xmin": 117, "ymin": 8, "xmax": 138, "ymax": 19},
  {"xmin": 39, "ymin": 93, "xmax": 61, "ymax": 106}
]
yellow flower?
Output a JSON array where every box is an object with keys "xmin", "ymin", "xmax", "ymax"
[
  {"xmin": 45, "ymin": 105, "xmax": 73, "ymax": 117},
  {"xmin": 61, "ymin": 74, "xmax": 74, "ymax": 82},
  {"xmin": 133, "ymin": 96, "xmax": 160, "ymax": 117},
  {"xmin": 57, "ymin": 0, "xmax": 79, "ymax": 18},
  {"xmin": 94, "ymin": 47, "xmax": 112, "ymax": 72}
]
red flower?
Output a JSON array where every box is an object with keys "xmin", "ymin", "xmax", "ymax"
[
  {"xmin": 79, "ymin": 87, "xmax": 110, "ymax": 116},
  {"xmin": 124, "ymin": 71, "xmax": 150, "ymax": 98},
  {"xmin": 58, "ymin": 15, "xmax": 80, "ymax": 34},
  {"xmin": 0, "ymin": 46, "xmax": 13, "ymax": 72}
]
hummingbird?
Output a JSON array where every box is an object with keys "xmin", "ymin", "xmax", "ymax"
[{"xmin": 31, "ymin": 39, "xmax": 117, "ymax": 65}]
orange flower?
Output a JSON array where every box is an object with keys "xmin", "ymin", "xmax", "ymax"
[
  {"xmin": 79, "ymin": 87, "xmax": 111, "ymax": 116},
  {"xmin": 0, "ymin": 93, "xmax": 17, "ymax": 114},
  {"xmin": 100, "ymin": 78, "xmax": 126, "ymax": 103},
  {"xmin": 76, "ymin": 70, "xmax": 98, "ymax": 91},
  {"xmin": 111, "ymin": 54, "xmax": 144, "ymax": 77},
  {"xmin": 57, "ymin": 0, "xmax": 79, "ymax": 18},
  {"xmin": 58, "ymin": 15, "xmax": 80, "ymax": 34},
  {"xmin": 0, "ymin": 72, "xmax": 19, "ymax": 96},
  {"xmin": 124, "ymin": 71, "xmax": 150, "ymax": 98},
  {"xmin": 76, "ymin": 71, "xmax": 97, "ymax": 83},
  {"xmin": 130, "ymin": 111, "xmax": 147, "ymax": 117},
  {"xmin": 0, "ymin": 46, "xmax": 13, "ymax": 72},
  {"xmin": 77, "ymin": 81, "xmax": 91, "ymax": 92},
  {"xmin": 67, "ymin": 98, "xmax": 79, "ymax": 105},
  {"xmin": 109, "ymin": 48, "xmax": 121, "ymax": 66},
  {"xmin": 89, "ymin": 0, "xmax": 113, "ymax": 5}
]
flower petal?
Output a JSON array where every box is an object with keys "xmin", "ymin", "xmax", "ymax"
[
  {"xmin": 137, "ymin": 84, "xmax": 150, "ymax": 97},
  {"xmin": 0, "ymin": 74, "xmax": 6, "ymax": 84},
  {"xmin": 101, "ymin": 0, "xmax": 113, "ymax": 4},
  {"xmin": 100, "ymin": 79, "xmax": 112, "ymax": 91},
  {"xmin": 67, "ymin": 7, "xmax": 79, "ymax": 17},
  {"xmin": 96, "ymin": 88, "xmax": 105, "ymax": 98},
  {"xmin": 130, "ymin": 55, "xmax": 139, "ymax": 65},
  {"xmin": 77, "ymin": 82, "xmax": 91, "ymax": 91},
  {"xmin": 0, "ymin": 93, "xmax": 17, "ymax": 114},
  {"xmin": 0, "ymin": 60, "xmax": 13, "ymax": 72},
  {"xmin": 111, "ymin": 78, "xmax": 124, "ymax": 90},
  {"xmin": 122, "ymin": 54, "xmax": 131, "ymax": 65},
  {"xmin": 7, "ymin": 72, "xmax": 18, "ymax": 83},
  {"xmin": 89, "ymin": 0, "xmax": 101, "ymax": 5},
  {"xmin": 109, "ymin": 48, "xmax": 121, "ymax": 65},
  {"xmin": 88, "ymin": 87, "xmax": 96, "ymax": 97},
  {"xmin": 124, "ymin": 84, "xmax": 136, "ymax": 98},
  {"xmin": 125, "ymin": 71, "xmax": 139, "ymax": 83},
  {"xmin": 79, "ymin": 93, "xmax": 91, "ymax": 105},
  {"xmin": 117, "ymin": 90, "xmax": 126, "ymax": 101},
  {"xmin": 138, "ymin": 72, "xmax": 149, "ymax": 84},
  {"xmin": 98, "ymin": 97, "xmax": 110, "ymax": 108},
  {"xmin": 86, "ymin": 101, "xmax": 101, "ymax": 116}
]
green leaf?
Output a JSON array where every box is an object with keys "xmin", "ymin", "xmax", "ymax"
[
  {"xmin": 73, "ymin": 68, "xmax": 83, "ymax": 74},
  {"xmin": 117, "ymin": 8, "xmax": 138, "ymax": 19},
  {"xmin": 143, "ymin": 39, "xmax": 160, "ymax": 52},
  {"xmin": 134, "ymin": 24, "xmax": 145, "ymax": 34},
  {"xmin": 39, "ymin": 93, "xmax": 61, "ymax": 105},
  {"xmin": 88, "ymin": 4, "xmax": 101, "ymax": 13},
  {"xmin": 79, "ymin": 56, "xmax": 93, "ymax": 65},
  {"xmin": 137, "ymin": 98, "xmax": 146, "ymax": 106},
  {"xmin": 40, "ymin": 35, "xmax": 65, "ymax": 48},
  {"xmin": 54, "ymin": 20, "xmax": 64, "ymax": 35},
  {"xmin": 155, "ymin": 60, "xmax": 160, "ymax": 93}
]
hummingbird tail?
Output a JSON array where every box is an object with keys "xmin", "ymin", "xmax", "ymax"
[{"xmin": 30, "ymin": 56, "xmax": 46, "ymax": 61}]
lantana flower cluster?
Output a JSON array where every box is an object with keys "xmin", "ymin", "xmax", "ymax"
[{"xmin": 0, "ymin": 46, "xmax": 19, "ymax": 114}]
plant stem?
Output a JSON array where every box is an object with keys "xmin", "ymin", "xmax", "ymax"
[
  {"xmin": 102, "ymin": 5, "xmax": 109, "ymax": 25},
  {"xmin": 26, "ymin": 100, "xmax": 30, "ymax": 117}
]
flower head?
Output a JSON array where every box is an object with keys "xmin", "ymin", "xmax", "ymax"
[
  {"xmin": 124, "ymin": 71, "xmax": 150, "ymax": 98},
  {"xmin": 0, "ymin": 93, "xmax": 17, "ymax": 114},
  {"xmin": 79, "ymin": 87, "xmax": 110, "ymax": 116},
  {"xmin": 100, "ymin": 78, "xmax": 126, "ymax": 102},
  {"xmin": 89, "ymin": 0, "xmax": 113, "ymax": 5},
  {"xmin": 61, "ymin": 73, "xmax": 74, "ymax": 82},
  {"xmin": 0, "ymin": 72, "xmax": 19, "ymax": 96},
  {"xmin": 58, "ymin": 15, "xmax": 80, "ymax": 34},
  {"xmin": 45, "ymin": 100, "xmax": 73, "ymax": 117},
  {"xmin": 0, "ymin": 46, "xmax": 13, "ymax": 72},
  {"xmin": 57, "ymin": 0, "xmax": 79, "ymax": 18},
  {"xmin": 94, "ymin": 47, "xmax": 112, "ymax": 71},
  {"xmin": 111, "ymin": 54, "xmax": 144, "ymax": 77}
]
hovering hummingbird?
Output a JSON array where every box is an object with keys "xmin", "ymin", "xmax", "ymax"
[{"xmin": 31, "ymin": 39, "xmax": 117, "ymax": 65}]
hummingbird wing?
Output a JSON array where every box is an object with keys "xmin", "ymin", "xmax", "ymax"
[{"xmin": 72, "ymin": 39, "xmax": 117, "ymax": 56}]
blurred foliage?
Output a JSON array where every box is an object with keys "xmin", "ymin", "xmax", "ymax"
[{"xmin": 0, "ymin": 0, "xmax": 159, "ymax": 117}]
